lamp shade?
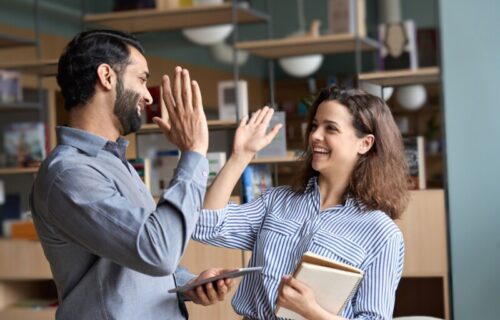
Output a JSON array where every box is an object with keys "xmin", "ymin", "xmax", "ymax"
[
  {"xmin": 396, "ymin": 84, "xmax": 427, "ymax": 110},
  {"xmin": 359, "ymin": 82, "xmax": 394, "ymax": 101},
  {"xmin": 211, "ymin": 42, "xmax": 249, "ymax": 66},
  {"xmin": 182, "ymin": 24, "xmax": 233, "ymax": 46},
  {"xmin": 278, "ymin": 54, "xmax": 324, "ymax": 78}
]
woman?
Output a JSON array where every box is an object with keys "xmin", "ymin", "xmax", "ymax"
[{"xmin": 193, "ymin": 86, "xmax": 409, "ymax": 319}]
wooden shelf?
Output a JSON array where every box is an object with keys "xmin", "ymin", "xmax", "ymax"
[
  {"xmin": 0, "ymin": 33, "xmax": 36, "ymax": 49},
  {"xmin": 0, "ymin": 59, "xmax": 58, "ymax": 77},
  {"xmin": 0, "ymin": 167, "xmax": 39, "ymax": 175},
  {"xmin": 138, "ymin": 119, "xmax": 238, "ymax": 134},
  {"xmin": 358, "ymin": 67, "xmax": 440, "ymax": 86},
  {"xmin": 251, "ymin": 151, "xmax": 301, "ymax": 164},
  {"xmin": 235, "ymin": 34, "xmax": 379, "ymax": 58},
  {"xmin": 0, "ymin": 239, "xmax": 52, "ymax": 280},
  {"xmin": 0, "ymin": 102, "xmax": 42, "ymax": 112},
  {"xmin": 0, "ymin": 307, "xmax": 56, "ymax": 320},
  {"xmin": 84, "ymin": 3, "xmax": 268, "ymax": 33}
]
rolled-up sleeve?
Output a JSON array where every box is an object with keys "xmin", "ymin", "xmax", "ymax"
[
  {"xmin": 192, "ymin": 193, "xmax": 269, "ymax": 251},
  {"xmin": 46, "ymin": 151, "xmax": 208, "ymax": 276}
]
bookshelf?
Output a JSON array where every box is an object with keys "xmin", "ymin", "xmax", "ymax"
[
  {"xmin": 139, "ymin": 119, "xmax": 238, "ymax": 134},
  {"xmin": 0, "ymin": 33, "xmax": 36, "ymax": 49},
  {"xmin": 358, "ymin": 67, "xmax": 441, "ymax": 86},
  {"xmin": 235, "ymin": 34, "xmax": 378, "ymax": 58},
  {"xmin": 84, "ymin": 3, "xmax": 269, "ymax": 33},
  {"xmin": 0, "ymin": 59, "xmax": 58, "ymax": 77},
  {"xmin": 0, "ymin": 167, "xmax": 39, "ymax": 175}
]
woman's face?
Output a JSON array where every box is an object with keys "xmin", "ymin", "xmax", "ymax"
[{"xmin": 308, "ymin": 101, "xmax": 370, "ymax": 177}]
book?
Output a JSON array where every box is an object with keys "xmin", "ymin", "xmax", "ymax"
[
  {"xmin": 276, "ymin": 251, "xmax": 364, "ymax": 319},
  {"xmin": 241, "ymin": 164, "xmax": 273, "ymax": 203},
  {"xmin": 327, "ymin": 0, "xmax": 366, "ymax": 37},
  {"xmin": 3, "ymin": 122, "xmax": 46, "ymax": 167},
  {"xmin": 150, "ymin": 149, "xmax": 180, "ymax": 197},
  {"xmin": 168, "ymin": 266, "xmax": 263, "ymax": 293},
  {"xmin": 0, "ymin": 70, "xmax": 22, "ymax": 103},
  {"xmin": 207, "ymin": 152, "xmax": 226, "ymax": 187},
  {"xmin": 129, "ymin": 158, "xmax": 152, "ymax": 191},
  {"xmin": 403, "ymin": 136, "xmax": 426, "ymax": 190}
]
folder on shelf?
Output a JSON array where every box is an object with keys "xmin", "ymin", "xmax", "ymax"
[{"xmin": 276, "ymin": 251, "xmax": 364, "ymax": 319}]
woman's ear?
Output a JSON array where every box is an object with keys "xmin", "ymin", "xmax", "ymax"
[
  {"xmin": 96, "ymin": 63, "xmax": 114, "ymax": 91},
  {"xmin": 358, "ymin": 134, "xmax": 375, "ymax": 155}
]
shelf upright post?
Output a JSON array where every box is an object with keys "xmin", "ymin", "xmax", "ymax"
[
  {"xmin": 354, "ymin": 0, "xmax": 362, "ymax": 87},
  {"xmin": 265, "ymin": 0, "xmax": 276, "ymax": 109},
  {"xmin": 231, "ymin": 0, "xmax": 241, "ymax": 120},
  {"xmin": 33, "ymin": 0, "xmax": 45, "ymax": 120}
]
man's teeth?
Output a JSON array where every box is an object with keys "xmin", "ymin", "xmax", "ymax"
[{"xmin": 137, "ymin": 105, "xmax": 141, "ymax": 116}]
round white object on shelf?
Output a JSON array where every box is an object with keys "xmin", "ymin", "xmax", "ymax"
[
  {"xmin": 211, "ymin": 42, "xmax": 249, "ymax": 66},
  {"xmin": 278, "ymin": 54, "xmax": 324, "ymax": 78},
  {"xmin": 359, "ymin": 82, "xmax": 394, "ymax": 101},
  {"xmin": 396, "ymin": 84, "xmax": 427, "ymax": 110},
  {"xmin": 382, "ymin": 86, "xmax": 394, "ymax": 100},
  {"xmin": 182, "ymin": 24, "xmax": 233, "ymax": 46}
]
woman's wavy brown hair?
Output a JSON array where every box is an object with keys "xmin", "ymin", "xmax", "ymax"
[{"xmin": 293, "ymin": 86, "xmax": 409, "ymax": 219}]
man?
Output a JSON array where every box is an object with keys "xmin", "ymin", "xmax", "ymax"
[{"xmin": 30, "ymin": 29, "xmax": 233, "ymax": 319}]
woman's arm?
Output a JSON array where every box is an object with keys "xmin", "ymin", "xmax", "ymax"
[{"xmin": 204, "ymin": 106, "xmax": 281, "ymax": 209}]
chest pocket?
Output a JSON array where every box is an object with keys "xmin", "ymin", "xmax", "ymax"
[
  {"xmin": 310, "ymin": 229, "xmax": 366, "ymax": 267},
  {"xmin": 260, "ymin": 214, "xmax": 302, "ymax": 237}
]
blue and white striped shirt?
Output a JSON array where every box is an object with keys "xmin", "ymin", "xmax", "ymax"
[{"xmin": 193, "ymin": 177, "xmax": 404, "ymax": 320}]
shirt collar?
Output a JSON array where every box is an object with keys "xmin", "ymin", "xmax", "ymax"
[
  {"xmin": 56, "ymin": 126, "xmax": 129, "ymax": 157},
  {"xmin": 304, "ymin": 175, "xmax": 364, "ymax": 209}
]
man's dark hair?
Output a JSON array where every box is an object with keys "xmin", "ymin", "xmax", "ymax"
[{"xmin": 57, "ymin": 29, "xmax": 145, "ymax": 111}]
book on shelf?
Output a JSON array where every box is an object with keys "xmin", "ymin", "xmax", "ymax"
[
  {"xmin": 3, "ymin": 122, "xmax": 46, "ymax": 167},
  {"xmin": 276, "ymin": 251, "xmax": 364, "ymax": 319},
  {"xmin": 141, "ymin": 86, "xmax": 163, "ymax": 124},
  {"xmin": 256, "ymin": 111, "xmax": 287, "ymax": 159},
  {"xmin": 241, "ymin": 164, "xmax": 272, "ymax": 203},
  {"xmin": 218, "ymin": 79, "xmax": 249, "ymax": 121},
  {"xmin": 0, "ymin": 69, "xmax": 22, "ymax": 103},
  {"xmin": 378, "ymin": 20, "xmax": 418, "ymax": 70},
  {"xmin": 207, "ymin": 152, "xmax": 226, "ymax": 187},
  {"xmin": 150, "ymin": 149, "xmax": 180, "ymax": 197},
  {"xmin": 327, "ymin": 0, "xmax": 366, "ymax": 37},
  {"xmin": 403, "ymin": 136, "xmax": 426, "ymax": 190},
  {"xmin": 129, "ymin": 158, "xmax": 152, "ymax": 191},
  {"xmin": 0, "ymin": 194, "xmax": 21, "ymax": 236}
]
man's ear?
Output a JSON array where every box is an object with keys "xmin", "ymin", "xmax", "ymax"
[
  {"xmin": 358, "ymin": 134, "xmax": 375, "ymax": 155},
  {"xmin": 96, "ymin": 63, "xmax": 115, "ymax": 91}
]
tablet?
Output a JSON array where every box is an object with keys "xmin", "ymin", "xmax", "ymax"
[{"xmin": 168, "ymin": 266, "xmax": 263, "ymax": 293}]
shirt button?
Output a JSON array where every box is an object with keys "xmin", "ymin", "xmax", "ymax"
[{"xmin": 202, "ymin": 170, "xmax": 207, "ymax": 177}]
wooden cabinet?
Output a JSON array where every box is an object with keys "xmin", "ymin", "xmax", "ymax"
[
  {"xmin": 394, "ymin": 189, "xmax": 450, "ymax": 319},
  {"xmin": 0, "ymin": 240, "xmax": 57, "ymax": 319}
]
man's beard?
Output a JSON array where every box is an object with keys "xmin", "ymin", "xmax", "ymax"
[{"xmin": 114, "ymin": 76, "xmax": 142, "ymax": 136}]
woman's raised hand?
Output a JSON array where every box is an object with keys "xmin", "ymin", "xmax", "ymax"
[{"xmin": 232, "ymin": 106, "xmax": 282, "ymax": 160}]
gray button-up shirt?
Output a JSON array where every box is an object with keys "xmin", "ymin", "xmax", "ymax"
[{"xmin": 31, "ymin": 126, "xmax": 208, "ymax": 319}]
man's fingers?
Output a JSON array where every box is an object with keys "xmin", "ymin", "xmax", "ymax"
[
  {"xmin": 182, "ymin": 69, "xmax": 193, "ymax": 111},
  {"xmin": 152, "ymin": 117, "xmax": 171, "ymax": 135},
  {"xmin": 173, "ymin": 66, "xmax": 184, "ymax": 112},
  {"xmin": 239, "ymin": 115, "xmax": 249, "ymax": 127},
  {"xmin": 195, "ymin": 285, "xmax": 210, "ymax": 306},
  {"xmin": 203, "ymin": 282, "xmax": 219, "ymax": 303},
  {"xmin": 192, "ymin": 80, "xmax": 203, "ymax": 111},
  {"xmin": 162, "ymin": 75, "xmax": 177, "ymax": 122}
]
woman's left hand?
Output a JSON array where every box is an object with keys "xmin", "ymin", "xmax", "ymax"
[
  {"xmin": 232, "ymin": 106, "xmax": 282, "ymax": 160},
  {"xmin": 277, "ymin": 275, "xmax": 341, "ymax": 320}
]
